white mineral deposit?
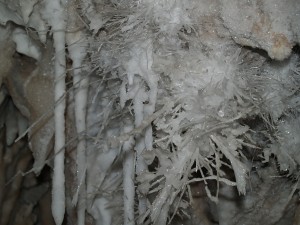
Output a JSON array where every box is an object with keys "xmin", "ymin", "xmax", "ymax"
[{"xmin": 0, "ymin": 0, "xmax": 299, "ymax": 225}]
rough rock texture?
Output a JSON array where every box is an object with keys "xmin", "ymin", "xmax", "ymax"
[
  {"xmin": 221, "ymin": 0, "xmax": 300, "ymax": 60},
  {"xmin": 0, "ymin": 25, "xmax": 15, "ymax": 86},
  {"xmin": 4, "ymin": 39, "xmax": 55, "ymax": 174}
]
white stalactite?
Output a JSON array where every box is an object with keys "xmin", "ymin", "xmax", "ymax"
[
  {"xmin": 66, "ymin": 3, "xmax": 88, "ymax": 224},
  {"xmin": 69, "ymin": 50, "xmax": 88, "ymax": 225},
  {"xmin": 42, "ymin": 0, "xmax": 67, "ymax": 224},
  {"xmin": 52, "ymin": 29, "xmax": 66, "ymax": 225},
  {"xmin": 133, "ymin": 80, "xmax": 148, "ymax": 215},
  {"xmin": 122, "ymin": 121, "xmax": 135, "ymax": 225},
  {"xmin": 124, "ymin": 40, "xmax": 158, "ymax": 217},
  {"xmin": 67, "ymin": 33, "xmax": 88, "ymax": 225}
]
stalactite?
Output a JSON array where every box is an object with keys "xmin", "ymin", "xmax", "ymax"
[
  {"xmin": 1, "ymin": 1, "xmax": 300, "ymax": 225},
  {"xmin": 122, "ymin": 120, "xmax": 135, "ymax": 225},
  {"xmin": 123, "ymin": 39, "xmax": 158, "ymax": 217},
  {"xmin": 42, "ymin": 0, "xmax": 67, "ymax": 224},
  {"xmin": 52, "ymin": 25, "xmax": 66, "ymax": 225},
  {"xmin": 66, "ymin": 2, "xmax": 89, "ymax": 224}
]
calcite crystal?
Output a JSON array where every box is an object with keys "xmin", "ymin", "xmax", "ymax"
[{"xmin": 0, "ymin": 1, "xmax": 299, "ymax": 225}]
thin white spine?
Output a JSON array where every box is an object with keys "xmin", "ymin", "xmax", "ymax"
[
  {"xmin": 52, "ymin": 27, "xmax": 66, "ymax": 225},
  {"xmin": 133, "ymin": 87, "xmax": 148, "ymax": 215},
  {"xmin": 122, "ymin": 123, "xmax": 135, "ymax": 225},
  {"xmin": 73, "ymin": 58, "xmax": 88, "ymax": 225},
  {"xmin": 65, "ymin": 1, "xmax": 88, "ymax": 223},
  {"xmin": 44, "ymin": 1, "xmax": 68, "ymax": 223}
]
